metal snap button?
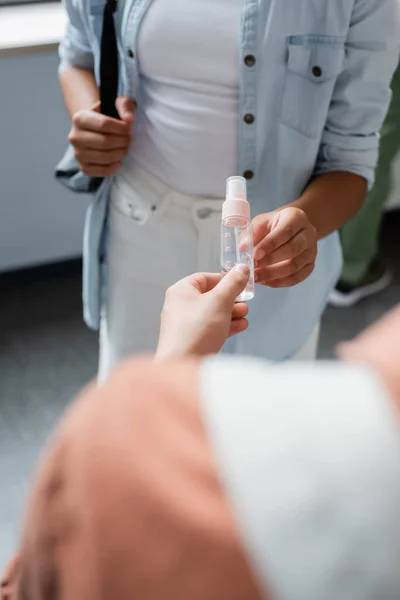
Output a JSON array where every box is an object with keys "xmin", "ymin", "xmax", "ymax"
[
  {"xmin": 312, "ymin": 65, "xmax": 322, "ymax": 78},
  {"xmin": 244, "ymin": 54, "xmax": 256, "ymax": 67},
  {"xmin": 244, "ymin": 113, "xmax": 255, "ymax": 124},
  {"xmin": 243, "ymin": 170, "xmax": 254, "ymax": 180},
  {"xmin": 127, "ymin": 49, "xmax": 135, "ymax": 59}
]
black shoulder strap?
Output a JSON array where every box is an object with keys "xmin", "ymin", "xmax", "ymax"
[{"xmin": 100, "ymin": 0, "xmax": 120, "ymax": 120}]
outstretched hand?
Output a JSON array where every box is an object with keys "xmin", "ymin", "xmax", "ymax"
[{"xmin": 156, "ymin": 265, "xmax": 250, "ymax": 360}]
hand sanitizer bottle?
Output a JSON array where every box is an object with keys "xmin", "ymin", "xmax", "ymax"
[{"xmin": 221, "ymin": 176, "xmax": 254, "ymax": 302}]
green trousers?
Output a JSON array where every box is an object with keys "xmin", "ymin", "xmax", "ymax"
[{"xmin": 339, "ymin": 67, "xmax": 400, "ymax": 284}]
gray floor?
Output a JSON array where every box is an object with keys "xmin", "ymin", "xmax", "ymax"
[{"xmin": 1, "ymin": 213, "xmax": 399, "ymax": 571}]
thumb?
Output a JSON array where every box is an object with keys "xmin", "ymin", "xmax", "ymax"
[
  {"xmin": 115, "ymin": 96, "xmax": 135, "ymax": 122},
  {"xmin": 213, "ymin": 265, "xmax": 250, "ymax": 307}
]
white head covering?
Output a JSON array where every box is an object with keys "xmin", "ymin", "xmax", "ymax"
[{"xmin": 201, "ymin": 357, "xmax": 400, "ymax": 600}]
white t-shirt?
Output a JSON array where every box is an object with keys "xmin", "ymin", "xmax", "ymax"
[{"xmin": 120, "ymin": 0, "xmax": 241, "ymax": 198}]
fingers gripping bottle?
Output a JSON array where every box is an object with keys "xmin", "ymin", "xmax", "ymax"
[{"xmin": 221, "ymin": 176, "xmax": 254, "ymax": 302}]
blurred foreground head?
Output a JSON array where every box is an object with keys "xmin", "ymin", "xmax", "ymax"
[{"xmin": 4, "ymin": 307, "xmax": 400, "ymax": 600}]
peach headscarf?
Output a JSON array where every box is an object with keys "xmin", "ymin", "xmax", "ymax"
[{"xmin": 1, "ymin": 358, "xmax": 263, "ymax": 600}]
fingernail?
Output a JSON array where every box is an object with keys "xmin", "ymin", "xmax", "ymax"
[{"xmin": 235, "ymin": 264, "xmax": 250, "ymax": 276}]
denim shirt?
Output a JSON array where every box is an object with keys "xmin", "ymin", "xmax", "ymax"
[{"xmin": 59, "ymin": 0, "xmax": 400, "ymax": 360}]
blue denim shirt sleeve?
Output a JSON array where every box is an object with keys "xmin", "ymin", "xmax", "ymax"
[
  {"xmin": 59, "ymin": 0, "xmax": 95, "ymax": 74},
  {"xmin": 315, "ymin": 0, "xmax": 400, "ymax": 189}
]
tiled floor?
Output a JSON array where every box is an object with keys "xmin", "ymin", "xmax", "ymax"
[{"xmin": 1, "ymin": 212, "xmax": 399, "ymax": 571}]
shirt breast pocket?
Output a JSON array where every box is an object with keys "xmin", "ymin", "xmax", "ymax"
[{"xmin": 281, "ymin": 35, "xmax": 345, "ymax": 139}]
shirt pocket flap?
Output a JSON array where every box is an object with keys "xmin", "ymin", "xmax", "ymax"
[{"xmin": 286, "ymin": 35, "xmax": 345, "ymax": 83}]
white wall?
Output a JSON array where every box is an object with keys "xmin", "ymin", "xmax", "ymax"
[{"xmin": 0, "ymin": 51, "xmax": 89, "ymax": 272}]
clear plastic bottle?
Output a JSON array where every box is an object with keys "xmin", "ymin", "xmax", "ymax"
[{"xmin": 220, "ymin": 176, "xmax": 254, "ymax": 302}]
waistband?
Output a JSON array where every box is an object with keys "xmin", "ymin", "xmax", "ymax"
[{"xmin": 113, "ymin": 162, "xmax": 224, "ymax": 211}]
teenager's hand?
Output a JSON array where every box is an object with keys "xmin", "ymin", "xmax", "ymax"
[
  {"xmin": 68, "ymin": 97, "xmax": 135, "ymax": 177},
  {"xmin": 252, "ymin": 207, "xmax": 317, "ymax": 287},
  {"xmin": 156, "ymin": 266, "xmax": 250, "ymax": 360}
]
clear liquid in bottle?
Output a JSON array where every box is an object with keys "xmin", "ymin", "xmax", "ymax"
[{"xmin": 221, "ymin": 177, "xmax": 254, "ymax": 302}]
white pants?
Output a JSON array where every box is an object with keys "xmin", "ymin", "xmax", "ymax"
[{"xmin": 99, "ymin": 164, "xmax": 320, "ymax": 380}]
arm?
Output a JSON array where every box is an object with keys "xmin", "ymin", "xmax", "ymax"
[
  {"xmin": 60, "ymin": 66, "xmax": 99, "ymax": 117},
  {"xmin": 58, "ymin": 0, "xmax": 133, "ymax": 177},
  {"xmin": 290, "ymin": 171, "xmax": 367, "ymax": 240},
  {"xmin": 59, "ymin": 0, "xmax": 98, "ymax": 114},
  {"xmin": 303, "ymin": 0, "xmax": 400, "ymax": 238},
  {"xmin": 253, "ymin": 0, "xmax": 400, "ymax": 286}
]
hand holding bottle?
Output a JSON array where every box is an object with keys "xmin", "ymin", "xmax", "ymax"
[
  {"xmin": 156, "ymin": 266, "xmax": 250, "ymax": 360},
  {"xmin": 252, "ymin": 207, "xmax": 318, "ymax": 287},
  {"xmin": 68, "ymin": 97, "xmax": 135, "ymax": 178}
]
